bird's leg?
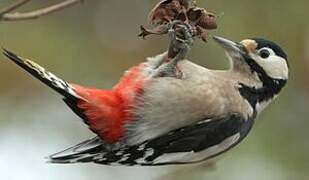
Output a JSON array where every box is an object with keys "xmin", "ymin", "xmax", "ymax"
[
  {"xmin": 152, "ymin": 21, "xmax": 194, "ymax": 78},
  {"xmin": 167, "ymin": 22, "xmax": 194, "ymax": 58},
  {"xmin": 146, "ymin": 51, "xmax": 169, "ymax": 70}
]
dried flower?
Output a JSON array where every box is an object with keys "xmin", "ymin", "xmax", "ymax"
[{"xmin": 140, "ymin": 0, "xmax": 217, "ymax": 42}]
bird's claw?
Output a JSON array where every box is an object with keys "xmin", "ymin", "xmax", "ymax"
[
  {"xmin": 167, "ymin": 21, "xmax": 194, "ymax": 59},
  {"xmin": 152, "ymin": 21, "xmax": 194, "ymax": 79},
  {"xmin": 152, "ymin": 59, "xmax": 183, "ymax": 79}
]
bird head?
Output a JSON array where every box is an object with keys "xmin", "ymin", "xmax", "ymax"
[
  {"xmin": 213, "ymin": 36, "xmax": 289, "ymax": 84},
  {"xmin": 213, "ymin": 36, "xmax": 289, "ymax": 112}
]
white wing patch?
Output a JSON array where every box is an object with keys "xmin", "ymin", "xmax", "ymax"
[{"xmin": 134, "ymin": 148, "xmax": 155, "ymax": 164}]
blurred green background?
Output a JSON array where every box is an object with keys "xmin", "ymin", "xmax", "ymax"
[{"xmin": 0, "ymin": 0, "xmax": 308, "ymax": 180}]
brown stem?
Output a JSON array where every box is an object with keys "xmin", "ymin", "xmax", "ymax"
[
  {"xmin": 0, "ymin": 0, "xmax": 32, "ymax": 15},
  {"xmin": 0, "ymin": 0, "xmax": 84, "ymax": 21}
]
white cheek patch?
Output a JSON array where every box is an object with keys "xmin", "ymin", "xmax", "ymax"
[{"xmin": 253, "ymin": 55, "xmax": 289, "ymax": 80}]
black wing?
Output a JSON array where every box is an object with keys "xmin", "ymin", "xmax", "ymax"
[{"xmin": 49, "ymin": 114, "xmax": 255, "ymax": 166}]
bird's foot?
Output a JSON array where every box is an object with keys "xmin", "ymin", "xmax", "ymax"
[
  {"xmin": 167, "ymin": 21, "xmax": 194, "ymax": 59},
  {"xmin": 152, "ymin": 21, "xmax": 193, "ymax": 78}
]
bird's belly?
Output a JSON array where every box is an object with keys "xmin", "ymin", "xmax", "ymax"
[{"xmin": 126, "ymin": 79, "xmax": 225, "ymax": 144}]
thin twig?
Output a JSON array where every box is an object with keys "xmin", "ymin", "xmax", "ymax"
[
  {"xmin": 0, "ymin": 0, "xmax": 84, "ymax": 21},
  {"xmin": 0, "ymin": 0, "xmax": 32, "ymax": 15}
]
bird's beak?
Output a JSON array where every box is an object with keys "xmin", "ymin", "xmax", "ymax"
[{"xmin": 213, "ymin": 36, "xmax": 246, "ymax": 59}]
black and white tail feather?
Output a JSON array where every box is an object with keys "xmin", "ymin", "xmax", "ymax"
[
  {"xmin": 2, "ymin": 49, "xmax": 106, "ymax": 163},
  {"xmin": 2, "ymin": 49, "xmax": 81, "ymax": 100},
  {"xmin": 49, "ymin": 137, "xmax": 105, "ymax": 164},
  {"xmin": 2, "ymin": 49, "xmax": 97, "ymax": 121}
]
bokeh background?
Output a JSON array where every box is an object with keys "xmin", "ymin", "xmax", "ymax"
[{"xmin": 0, "ymin": 0, "xmax": 308, "ymax": 180}]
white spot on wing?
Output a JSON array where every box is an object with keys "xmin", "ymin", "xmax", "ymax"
[
  {"xmin": 134, "ymin": 148, "xmax": 154, "ymax": 164},
  {"xmin": 116, "ymin": 151, "xmax": 124, "ymax": 156},
  {"xmin": 118, "ymin": 153, "xmax": 130, "ymax": 162},
  {"xmin": 137, "ymin": 144, "xmax": 146, "ymax": 151},
  {"xmin": 145, "ymin": 148, "xmax": 154, "ymax": 157},
  {"xmin": 197, "ymin": 118, "xmax": 212, "ymax": 124}
]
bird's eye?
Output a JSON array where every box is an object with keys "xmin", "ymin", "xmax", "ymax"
[{"xmin": 259, "ymin": 49, "xmax": 270, "ymax": 59}]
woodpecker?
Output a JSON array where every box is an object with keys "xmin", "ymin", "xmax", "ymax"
[{"xmin": 2, "ymin": 35, "xmax": 288, "ymax": 166}]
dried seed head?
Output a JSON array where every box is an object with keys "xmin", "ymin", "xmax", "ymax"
[
  {"xmin": 148, "ymin": 0, "xmax": 182, "ymax": 25},
  {"xmin": 187, "ymin": 7, "xmax": 217, "ymax": 29},
  {"xmin": 141, "ymin": 0, "xmax": 218, "ymax": 42},
  {"xmin": 187, "ymin": 7, "xmax": 203, "ymax": 22},
  {"xmin": 199, "ymin": 11, "xmax": 217, "ymax": 29},
  {"xmin": 178, "ymin": 0, "xmax": 196, "ymax": 8}
]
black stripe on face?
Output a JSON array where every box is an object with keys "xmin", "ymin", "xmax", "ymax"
[
  {"xmin": 238, "ymin": 79, "xmax": 287, "ymax": 109},
  {"xmin": 238, "ymin": 53, "xmax": 287, "ymax": 109}
]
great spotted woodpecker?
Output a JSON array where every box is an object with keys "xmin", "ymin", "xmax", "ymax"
[{"xmin": 2, "ymin": 35, "xmax": 288, "ymax": 166}]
